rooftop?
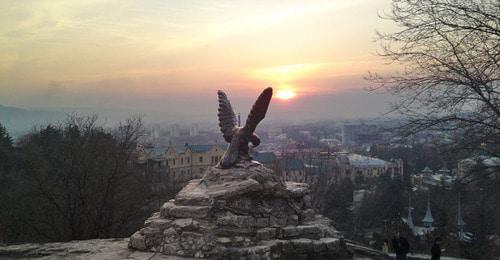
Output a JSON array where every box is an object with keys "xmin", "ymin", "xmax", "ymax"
[
  {"xmin": 187, "ymin": 144, "xmax": 214, "ymax": 153},
  {"xmin": 252, "ymin": 151, "xmax": 277, "ymax": 165},
  {"xmin": 144, "ymin": 147, "xmax": 166, "ymax": 156},
  {"xmin": 170, "ymin": 143, "xmax": 227, "ymax": 155},
  {"xmin": 421, "ymin": 166, "xmax": 433, "ymax": 173},
  {"xmin": 422, "ymin": 202, "xmax": 434, "ymax": 224},
  {"xmin": 346, "ymin": 154, "xmax": 387, "ymax": 167}
]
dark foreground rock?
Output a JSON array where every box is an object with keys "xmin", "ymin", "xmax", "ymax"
[{"xmin": 129, "ymin": 163, "xmax": 356, "ymax": 259}]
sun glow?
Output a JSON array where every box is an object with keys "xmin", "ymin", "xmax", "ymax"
[{"xmin": 276, "ymin": 89, "xmax": 297, "ymax": 100}]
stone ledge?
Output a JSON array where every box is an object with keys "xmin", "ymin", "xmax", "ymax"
[{"xmin": 160, "ymin": 202, "xmax": 210, "ymax": 219}]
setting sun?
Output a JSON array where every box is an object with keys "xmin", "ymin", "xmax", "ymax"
[{"xmin": 276, "ymin": 89, "xmax": 297, "ymax": 100}]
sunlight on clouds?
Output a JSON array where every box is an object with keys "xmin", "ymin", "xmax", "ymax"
[
  {"xmin": 0, "ymin": 0, "xmax": 395, "ymax": 108},
  {"xmin": 248, "ymin": 63, "xmax": 341, "ymax": 95},
  {"xmin": 249, "ymin": 63, "xmax": 332, "ymax": 82}
]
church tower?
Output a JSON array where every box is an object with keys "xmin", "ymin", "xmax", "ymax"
[
  {"xmin": 406, "ymin": 196, "xmax": 415, "ymax": 231},
  {"xmin": 457, "ymin": 196, "xmax": 466, "ymax": 239},
  {"xmin": 422, "ymin": 198, "xmax": 434, "ymax": 228}
]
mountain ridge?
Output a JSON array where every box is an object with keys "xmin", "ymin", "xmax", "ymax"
[{"xmin": 0, "ymin": 104, "xmax": 65, "ymax": 138}]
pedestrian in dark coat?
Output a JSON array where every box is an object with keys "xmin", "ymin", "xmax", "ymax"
[
  {"xmin": 431, "ymin": 238, "xmax": 442, "ymax": 260},
  {"xmin": 392, "ymin": 232, "xmax": 410, "ymax": 260}
]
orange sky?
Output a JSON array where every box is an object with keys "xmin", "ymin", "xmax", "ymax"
[{"xmin": 0, "ymin": 0, "xmax": 397, "ymax": 120}]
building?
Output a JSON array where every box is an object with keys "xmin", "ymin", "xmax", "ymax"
[
  {"xmin": 305, "ymin": 152, "xmax": 346, "ymax": 186},
  {"xmin": 253, "ymin": 151, "xmax": 310, "ymax": 183},
  {"xmin": 458, "ymin": 156, "xmax": 500, "ymax": 181},
  {"xmin": 411, "ymin": 166, "xmax": 457, "ymax": 190},
  {"xmin": 421, "ymin": 166, "xmax": 433, "ymax": 176},
  {"xmin": 456, "ymin": 197, "xmax": 466, "ymax": 239},
  {"xmin": 135, "ymin": 145, "xmax": 166, "ymax": 170},
  {"xmin": 402, "ymin": 197, "xmax": 435, "ymax": 237},
  {"xmin": 279, "ymin": 157, "xmax": 306, "ymax": 182},
  {"xmin": 344, "ymin": 153, "xmax": 403, "ymax": 182},
  {"xmin": 421, "ymin": 199, "xmax": 434, "ymax": 228},
  {"xmin": 319, "ymin": 138, "xmax": 341, "ymax": 148},
  {"xmin": 294, "ymin": 151, "xmax": 404, "ymax": 186},
  {"xmin": 189, "ymin": 124, "xmax": 199, "ymax": 136},
  {"xmin": 165, "ymin": 143, "xmax": 226, "ymax": 183},
  {"xmin": 170, "ymin": 124, "xmax": 180, "ymax": 137},
  {"xmin": 252, "ymin": 151, "xmax": 278, "ymax": 169},
  {"xmin": 137, "ymin": 143, "xmax": 226, "ymax": 187},
  {"xmin": 404, "ymin": 197, "xmax": 415, "ymax": 232},
  {"xmin": 138, "ymin": 144, "xmax": 402, "ymax": 188},
  {"xmin": 342, "ymin": 124, "xmax": 382, "ymax": 146},
  {"xmin": 454, "ymin": 196, "xmax": 473, "ymax": 242},
  {"xmin": 274, "ymin": 151, "xmax": 404, "ymax": 186},
  {"xmin": 138, "ymin": 147, "xmax": 311, "ymax": 186}
]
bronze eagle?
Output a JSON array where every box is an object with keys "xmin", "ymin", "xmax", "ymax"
[{"xmin": 217, "ymin": 87, "xmax": 273, "ymax": 168}]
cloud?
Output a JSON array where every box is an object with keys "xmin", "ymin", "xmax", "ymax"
[{"xmin": 0, "ymin": 0, "xmax": 396, "ymax": 121}]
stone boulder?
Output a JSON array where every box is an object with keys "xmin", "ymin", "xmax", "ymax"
[{"xmin": 129, "ymin": 163, "xmax": 354, "ymax": 259}]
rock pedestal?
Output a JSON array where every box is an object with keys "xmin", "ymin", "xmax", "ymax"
[{"xmin": 129, "ymin": 163, "xmax": 353, "ymax": 259}]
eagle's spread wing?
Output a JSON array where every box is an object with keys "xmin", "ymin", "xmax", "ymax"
[
  {"xmin": 217, "ymin": 90, "xmax": 237, "ymax": 142},
  {"xmin": 243, "ymin": 87, "xmax": 273, "ymax": 135}
]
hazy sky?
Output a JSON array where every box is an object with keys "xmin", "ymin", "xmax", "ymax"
[{"xmin": 0, "ymin": 0, "xmax": 397, "ymax": 122}]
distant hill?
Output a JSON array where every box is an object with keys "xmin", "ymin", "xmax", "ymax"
[{"xmin": 0, "ymin": 105, "xmax": 65, "ymax": 139}]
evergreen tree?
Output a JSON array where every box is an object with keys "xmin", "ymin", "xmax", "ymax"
[{"xmin": 0, "ymin": 123, "xmax": 13, "ymax": 171}]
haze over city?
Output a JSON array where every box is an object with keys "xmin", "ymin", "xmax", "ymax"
[
  {"xmin": 1, "ymin": 0, "xmax": 397, "ymax": 123},
  {"xmin": 1, "ymin": 1, "xmax": 497, "ymax": 259}
]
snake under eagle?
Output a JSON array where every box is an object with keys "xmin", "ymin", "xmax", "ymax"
[{"xmin": 217, "ymin": 87, "xmax": 273, "ymax": 168}]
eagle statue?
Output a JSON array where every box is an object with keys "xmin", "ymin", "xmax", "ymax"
[{"xmin": 217, "ymin": 87, "xmax": 273, "ymax": 168}]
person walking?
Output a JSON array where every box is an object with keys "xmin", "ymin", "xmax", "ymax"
[
  {"xmin": 382, "ymin": 239, "xmax": 389, "ymax": 255},
  {"xmin": 431, "ymin": 237, "xmax": 442, "ymax": 260},
  {"xmin": 392, "ymin": 232, "xmax": 410, "ymax": 260}
]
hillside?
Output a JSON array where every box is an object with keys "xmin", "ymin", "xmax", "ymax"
[{"xmin": 0, "ymin": 105, "xmax": 64, "ymax": 138}]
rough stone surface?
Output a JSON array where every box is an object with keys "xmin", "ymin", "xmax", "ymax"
[
  {"xmin": 0, "ymin": 238, "xmax": 196, "ymax": 260},
  {"xmin": 0, "ymin": 238, "xmax": 393, "ymax": 259},
  {"xmin": 128, "ymin": 164, "xmax": 384, "ymax": 259},
  {"xmin": 127, "ymin": 164, "xmax": 333, "ymax": 259},
  {"xmin": 130, "ymin": 232, "xmax": 147, "ymax": 250}
]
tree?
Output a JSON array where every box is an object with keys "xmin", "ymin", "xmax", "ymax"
[
  {"xmin": 370, "ymin": 0, "xmax": 500, "ymax": 163},
  {"xmin": 356, "ymin": 175, "xmax": 406, "ymax": 230},
  {"xmin": 0, "ymin": 115, "xmax": 153, "ymax": 242},
  {"xmin": 0, "ymin": 123, "xmax": 13, "ymax": 171},
  {"xmin": 322, "ymin": 178, "xmax": 354, "ymax": 233},
  {"xmin": 0, "ymin": 123, "xmax": 15, "ymax": 242},
  {"xmin": 462, "ymin": 167, "xmax": 499, "ymax": 259},
  {"xmin": 370, "ymin": 1, "xmax": 499, "ymax": 256}
]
